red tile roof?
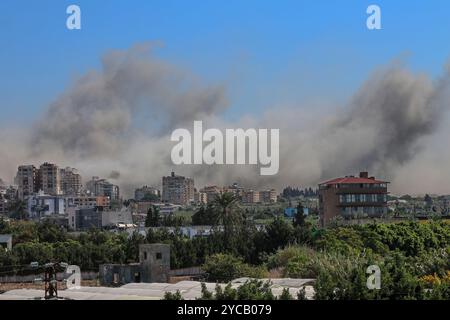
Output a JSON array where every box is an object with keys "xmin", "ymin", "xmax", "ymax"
[{"xmin": 319, "ymin": 176, "xmax": 388, "ymax": 185}]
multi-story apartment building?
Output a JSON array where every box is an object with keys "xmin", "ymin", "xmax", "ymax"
[
  {"xmin": 318, "ymin": 171, "xmax": 389, "ymax": 227},
  {"xmin": 60, "ymin": 167, "xmax": 82, "ymax": 196},
  {"xmin": 259, "ymin": 189, "xmax": 277, "ymax": 203},
  {"xmin": 199, "ymin": 185, "xmax": 222, "ymax": 203},
  {"xmin": 85, "ymin": 177, "xmax": 120, "ymax": 201},
  {"xmin": 162, "ymin": 172, "xmax": 194, "ymax": 206},
  {"xmin": 194, "ymin": 190, "xmax": 208, "ymax": 205},
  {"xmin": 15, "ymin": 165, "xmax": 39, "ymax": 199},
  {"xmin": 134, "ymin": 186, "xmax": 160, "ymax": 201},
  {"xmin": 242, "ymin": 190, "xmax": 260, "ymax": 204},
  {"xmin": 223, "ymin": 183, "xmax": 245, "ymax": 198},
  {"xmin": 16, "ymin": 163, "xmax": 82, "ymax": 199},
  {"xmin": 39, "ymin": 162, "xmax": 61, "ymax": 195}
]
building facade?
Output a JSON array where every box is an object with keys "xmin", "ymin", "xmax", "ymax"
[
  {"xmin": 162, "ymin": 172, "xmax": 194, "ymax": 206},
  {"xmin": 65, "ymin": 196, "xmax": 111, "ymax": 213},
  {"xmin": 0, "ymin": 199, "xmax": 8, "ymax": 216},
  {"xmin": 15, "ymin": 165, "xmax": 39, "ymax": 199},
  {"xmin": 86, "ymin": 177, "xmax": 120, "ymax": 201},
  {"xmin": 318, "ymin": 172, "xmax": 389, "ymax": 227},
  {"xmin": 194, "ymin": 190, "xmax": 208, "ymax": 204},
  {"xmin": 260, "ymin": 189, "xmax": 277, "ymax": 203},
  {"xmin": 39, "ymin": 162, "xmax": 61, "ymax": 195},
  {"xmin": 134, "ymin": 186, "xmax": 160, "ymax": 201},
  {"xmin": 68, "ymin": 207, "xmax": 102, "ymax": 231},
  {"xmin": 60, "ymin": 167, "xmax": 82, "ymax": 196},
  {"xmin": 242, "ymin": 190, "xmax": 260, "ymax": 204},
  {"xmin": 27, "ymin": 192, "xmax": 66, "ymax": 218}
]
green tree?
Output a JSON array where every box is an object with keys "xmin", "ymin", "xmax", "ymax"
[
  {"xmin": 264, "ymin": 217, "xmax": 294, "ymax": 252},
  {"xmin": 293, "ymin": 202, "xmax": 305, "ymax": 227},
  {"xmin": 279, "ymin": 288, "xmax": 294, "ymax": 300},
  {"xmin": 163, "ymin": 290, "xmax": 184, "ymax": 300},
  {"xmin": 202, "ymin": 253, "xmax": 267, "ymax": 282},
  {"xmin": 8, "ymin": 200, "xmax": 27, "ymax": 220},
  {"xmin": 145, "ymin": 206, "xmax": 160, "ymax": 227},
  {"xmin": 192, "ymin": 205, "xmax": 215, "ymax": 225},
  {"xmin": 211, "ymin": 192, "xmax": 242, "ymax": 247}
]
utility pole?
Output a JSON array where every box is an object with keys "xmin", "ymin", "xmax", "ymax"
[
  {"xmin": 31, "ymin": 261, "xmax": 68, "ymax": 300},
  {"xmin": 44, "ymin": 263, "xmax": 58, "ymax": 299}
]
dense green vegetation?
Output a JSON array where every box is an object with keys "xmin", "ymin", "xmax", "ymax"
[
  {"xmin": 164, "ymin": 279, "xmax": 286, "ymax": 300},
  {"xmin": 1, "ymin": 193, "xmax": 449, "ymax": 299}
]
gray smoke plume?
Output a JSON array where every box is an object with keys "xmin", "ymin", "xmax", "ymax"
[
  {"xmin": 108, "ymin": 171, "xmax": 121, "ymax": 180},
  {"xmin": 1, "ymin": 44, "xmax": 449, "ymax": 196},
  {"xmin": 264, "ymin": 63, "xmax": 450, "ymax": 191},
  {"xmin": 320, "ymin": 64, "xmax": 447, "ymax": 178},
  {"xmin": 29, "ymin": 42, "xmax": 227, "ymax": 159}
]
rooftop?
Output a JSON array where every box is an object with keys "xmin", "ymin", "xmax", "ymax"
[
  {"xmin": 319, "ymin": 171, "xmax": 388, "ymax": 186},
  {"xmin": 0, "ymin": 278, "xmax": 315, "ymax": 300}
]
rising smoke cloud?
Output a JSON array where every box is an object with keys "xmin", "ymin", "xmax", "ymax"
[{"xmin": 1, "ymin": 44, "xmax": 449, "ymax": 196}]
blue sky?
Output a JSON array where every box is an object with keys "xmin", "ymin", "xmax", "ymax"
[{"xmin": 1, "ymin": 0, "xmax": 450, "ymax": 123}]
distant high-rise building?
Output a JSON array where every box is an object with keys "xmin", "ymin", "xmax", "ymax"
[
  {"xmin": 60, "ymin": 167, "xmax": 82, "ymax": 196},
  {"xmin": 162, "ymin": 172, "xmax": 194, "ymax": 205},
  {"xmin": 39, "ymin": 162, "xmax": 61, "ymax": 195},
  {"xmin": 15, "ymin": 165, "xmax": 39, "ymax": 199}
]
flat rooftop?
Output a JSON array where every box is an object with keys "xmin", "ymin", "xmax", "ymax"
[{"xmin": 0, "ymin": 278, "xmax": 315, "ymax": 300}]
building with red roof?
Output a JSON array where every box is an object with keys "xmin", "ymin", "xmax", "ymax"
[{"xmin": 318, "ymin": 171, "xmax": 389, "ymax": 227}]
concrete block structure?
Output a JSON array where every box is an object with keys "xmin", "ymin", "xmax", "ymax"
[
  {"xmin": 99, "ymin": 244, "xmax": 170, "ymax": 286},
  {"xmin": 0, "ymin": 234, "xmax": 12, "ymax": 252},
  {"xmin": 139, "ymin": 244, "xmax": 170, "ymax": 283}
]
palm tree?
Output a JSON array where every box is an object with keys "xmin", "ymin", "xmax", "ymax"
[{"xmin": 211, "ymin": 192, "xmax": 241, "ymax": 246}]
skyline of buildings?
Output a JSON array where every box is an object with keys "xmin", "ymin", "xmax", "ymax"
[{"xmin": 1, "ymin": 160, "xmax": 449, "ymax": 231}]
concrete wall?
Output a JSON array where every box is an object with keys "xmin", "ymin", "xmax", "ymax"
[
  {"xmin": 0, "ymin": 271, "xmax": 98, "ymax": 283},
  {"xmin": 139, "ymin": 244, "xmax": 170, "ymax": 283},
  {"xmin": 99, "ymin": 264, "xmax": 141, "ymax": 286}
]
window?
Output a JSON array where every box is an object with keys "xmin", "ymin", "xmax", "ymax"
[
  {"xmin": 144, "ymin": 252, "xmax": 147, "ymax": 260},
  {"xmin": 156, "ymin": 252, "xmax": 162, "ymax": 260}
]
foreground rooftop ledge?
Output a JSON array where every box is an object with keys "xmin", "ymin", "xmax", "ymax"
[{"xmin": 0, "ymin": 278, "xmax": 316, "ymax": 300}]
